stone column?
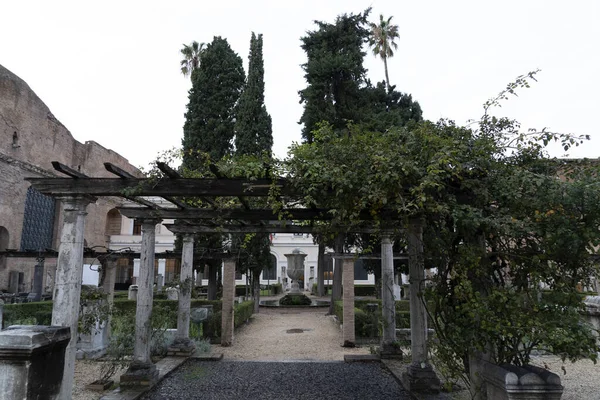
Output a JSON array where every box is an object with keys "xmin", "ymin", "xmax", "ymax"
[
  {"xmin": 121, "ymin": 219, "xmax": 160, "ymax": 386},
  {"xmin": 32, "ymin": 257, "xmax": 44, "ymax": 301},
  {"xmin": 101, "ymin": 258, "xmax": 117, "ymax": 339},
  {"xmin": 337, "ymin": 255, "xmax": 355, "ymax": 347},
  {"xmin": 169, "ymin": 235, "xmax": 195, "ymax": 355},
  {"xmin": 380, "ymin": 234, "xmax": 397, "ymax": 356},
  {"xmin": 132, "ymin": 258, "xmax": 140, "ymax": 285},
  {"xmin": 51, "ymin": 196, "xmax": 94, "ymax": 400},
  {"xmin": 221, "ymin": 258, "xmax": 236, "ymax": 347},
  {"xmin": 317, "ymin": 242, "xmax": 325, "ymax": 297},
  {"xmin": 402, "ymin": 217, "xmax": 440, "ymax": 393}
]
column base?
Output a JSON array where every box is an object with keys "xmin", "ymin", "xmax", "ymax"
[
  {"xmin": 167, "ymin": 337, "xmax": 196, "ymax": 356},
  {"xmin": 120, "ymin": 361, "xmax": 159, "ymax": 386},
  {"xmin": 401, "ymin": 362, "xmax": 441, "ymax": 394},
  {"xmin": 379, "ymin": 342, "xmax": 404, "ymax": 359}
]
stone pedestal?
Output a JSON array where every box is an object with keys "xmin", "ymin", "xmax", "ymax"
[
  {"xmin": 0, "ymin": 325, "xmax": 70, "ymax": 399},
  {"xmin": 128, "ymin": 285, "xmax": 138, "ymax": 300},
  {"xmin": 119, "ymin": 361, "xmax": 158, "ymax": 386},
  {"xmin": 401, "ymin": 362, "xmax": 441, "ymax": 394}
]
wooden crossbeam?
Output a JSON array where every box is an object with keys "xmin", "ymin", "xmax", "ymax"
[
  {"xmin": 52, "ymin": 161, "xmax": 88, "ymax": 178},
  {"xmin": 156, "ymin": 161, "xmax": 181, "ymax": 179},
  {"xmin": 104, "ymin": 162, "xmax": 137, "ymax": 179},
  {"xmin": 209, "ymin": 163, "xmax": 252, "ymax": 210},
  {"xmin": 117, "ymin": 207, "xmax": 332, "ymax": 220},
  {"xmin": 25, "ymin": 177, "xmax": 285, "ymax": 197},
  {"xmin": 164, "ymin": 223, "xmax": 315, "ymax": 234}
]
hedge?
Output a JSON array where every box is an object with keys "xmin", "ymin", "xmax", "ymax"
[{"xmin": 333, "ymin": 300, "xmax": 412, "ymax": 337}]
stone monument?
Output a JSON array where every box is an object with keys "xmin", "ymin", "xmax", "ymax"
[{"xmin": 285, "ymin": 249, "xmax": 307, "ymax": 294}]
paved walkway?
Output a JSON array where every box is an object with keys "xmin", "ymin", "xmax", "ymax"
[{"xmin": 219, "ymin": 306, "xmax": 371, "ymax": 361}]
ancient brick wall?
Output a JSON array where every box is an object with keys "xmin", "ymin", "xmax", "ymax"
[{"xmin": 0, "ymin": 64, "xmax": 142, "ymax": 291}]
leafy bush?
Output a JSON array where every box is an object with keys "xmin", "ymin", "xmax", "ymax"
[
  {"xmin": 271, "ymin": 283, "xmax": 283, "ymax": 295},
  {"xmin": 279, "ymin": 294, "xmax": 312, "ymax": 306},
  {"xmin": 333, "ymin": 300, "xmax": 413, "ymax": 336}
]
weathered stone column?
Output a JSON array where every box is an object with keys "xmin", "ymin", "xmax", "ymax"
[
  {"xmin": 51, "ymin": 196, "xmax": 94, "ymax": 400},
  {"xmin": 169, "ymin": 234, "xmax": 195, "ymax": 355},
  {"xmin": 328, "ymin": 234, "xmax": 344, "ymax": 314},
  {"xmin": 337, "ymin": 255, "xmax": 355, "ymax": 347},
  {"xmin": 317, "ymin": 241, "xmax": 325, "ymax": 297},
  {"xmin": 101, "ymin": 257, "xmax": 117, "ymax": 339},
  {"xmin": 380, "ymin": 234, "xmax": 397, "ymax": 356},
  {"xmin": 32, "ymin": 257, "xmax": 44, "ymax": 301},
  {"xmin": 221, "ymin": 258, "xmax": 236, "ymax": 347},
  {"xmin": 121, "ymin": 219, "xmax": 160, "ymax": 386},
  {"xmin": 402, "ymin": 217, "xmax": 440, "ymax": 393}
]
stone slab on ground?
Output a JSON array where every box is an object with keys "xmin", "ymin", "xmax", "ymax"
[
  {"xmin": 140, "ymin": 360, "xmax": 411, "ymax": 400},
  {"xmin": 98, "ymin": 357, "xmax": 188, "ymax": 400},
  {"xmin": 190, "ymin": 352, "xmax": 223, "ymax": 361},
  {"xmin": 344, "ymin": 354, "xmax": 381, "ymax": 363}
]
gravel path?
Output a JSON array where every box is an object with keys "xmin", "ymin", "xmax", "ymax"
[
  {"xmin": 219, "ymin": 308, "xmax": 371, "ymax": 361},
  {"xmin": 140, "ymin": 360, "xmax": 410, "ymax": 400}
]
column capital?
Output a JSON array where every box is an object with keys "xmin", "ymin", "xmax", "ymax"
[
  {"xmin": 57, "ymin": 195, "xmax": 97, "ymax": 211},
  {"xmin": 182, "ymin": 234, "xmax": 194, "ymax": 243},
  {"xmin": 136, "ymin": 218, "xmax": 162, "ymax": 226}
]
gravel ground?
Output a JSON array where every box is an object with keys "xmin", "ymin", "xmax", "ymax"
[
  {"xmin": 140, "ymin": 360, "xmax": 410, "ymax": 400},
  {"xmin": 72, "ymin": 305, "xmax": 600, "ymax": 400},
  {"xmin": 219, "ymin": 307, "xmax": 371, "ymax": 361}
]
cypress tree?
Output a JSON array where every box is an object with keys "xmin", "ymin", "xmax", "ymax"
[
  {"xmin": 180, "ymin": 36, "xmax": 244, "ymax": 299},
  {"xmin": 235, "ymin": 33, "xmax": 273, "ymax": 156},
  {"xmin": 182, "ymin": 36, "xmax": 245, "ymax": 169},
  {"xmin": 234, "ymin": 32, "xmax": 273, "ymax": 313}
]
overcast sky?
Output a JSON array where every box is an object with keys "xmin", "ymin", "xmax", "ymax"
[{"xmin": 2, "ymin": 0, "xmax": 599, "ymax": 169}]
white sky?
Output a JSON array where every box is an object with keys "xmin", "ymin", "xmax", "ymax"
[{"xmin": 2, "ymin": 0, "xmax": 599, "ymax": 169}]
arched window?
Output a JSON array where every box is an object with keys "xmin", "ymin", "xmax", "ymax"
[
  {"xmin": 105, "ymin": 208, "xmax": 122, "ymax": 235},
  {"xmin": 263, "ymin": 254, "xmax": 277, "ymax": 280}
]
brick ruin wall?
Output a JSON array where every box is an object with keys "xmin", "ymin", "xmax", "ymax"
[{"xmin": 0, "ymin": 64, "xmax": 142, "ymax": 292}]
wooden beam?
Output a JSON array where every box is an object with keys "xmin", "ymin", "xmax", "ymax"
[
  {"xmin": 164, "ymin": 223, "xmax": 315, "ymax": 234},
  {"xmin": 104, "ymin": 162, "xmax": 137, "ymax": 179},
  {"xmin": 156, "ymin": 162, "xmax": 181, "ymax": 179},
  {"xmin": 25, "ymin": 177, "xmax": 287, "ymax": 197},
  {"xmin": 209, "ymin": 162, "xmax": 252, "ymax": 210},
  {"xmin": 117, "ymin": 207, "xmax": 333, "ymax": 220},
  {"xmin": 52, "ymin": 161, "xmax": 88, "ymax": 178}
]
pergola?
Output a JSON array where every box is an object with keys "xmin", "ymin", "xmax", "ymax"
[{"xmin": 25, "ymin": 161, "xmax": 439, "ymax": 395}]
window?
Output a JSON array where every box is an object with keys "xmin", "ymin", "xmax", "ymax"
[
  {"xmin": 354, "ymin": 259, "xmax": 369, "ymax": 280},
  {"xmin": 263, "ymin": 254, "xmax": 277, "ymax": 280},
  {"xmin": 132, "ymin": 220, "xmax": 142, "ymax": 235},
  {"xmin": 20, "ymin": 187, "xmax": 55, "ymax": 251}
]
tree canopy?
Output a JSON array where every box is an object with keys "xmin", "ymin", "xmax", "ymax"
[{"xmin": 182, "ymin": 36, "xmax": 245, "ymax": 169}]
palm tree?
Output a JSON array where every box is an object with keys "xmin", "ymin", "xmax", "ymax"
[
  {"xmin": 180, "ymin": 41, "xmax": 205, "ymax": 78},
  {"xmin": 369, "ymin": 14, "xmax": 400, "ymax": 93}
]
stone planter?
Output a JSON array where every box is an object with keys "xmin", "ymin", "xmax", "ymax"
[{"xmin": 481, "ymin": 361, "xmax": 563, "ymax": 400}]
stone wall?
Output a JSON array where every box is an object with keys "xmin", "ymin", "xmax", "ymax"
[{"xmin": 0, "ymin": 64, "xmax": 141, "ymax": 292}]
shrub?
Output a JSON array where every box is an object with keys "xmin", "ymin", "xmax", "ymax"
[
  {"xmin": 279, "ymin": 294, "xmax": 312, "ymax": 306},
  {"xmin": 271, "ymin": 283, "xmax": 283, "ymax": 295}
]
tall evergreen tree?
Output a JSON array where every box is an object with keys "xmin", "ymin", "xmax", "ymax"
[
  {"xmin": 181, "ymin": 37, "xmax": 244, "ymax": 300},
  {"xmin": 235, "ymin": 33, "xmax": 273, "ymax": 156},
  {"xmin": 298, "ymin": 10, "xmax": 371, "ymax": 143},
  {"xmin": 182, "ymin": 36, "xmax": 245, "ymax": 169},
  {"xmin": 234, "ymin": 32, "xmax": 273, "ymax": 313}
]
